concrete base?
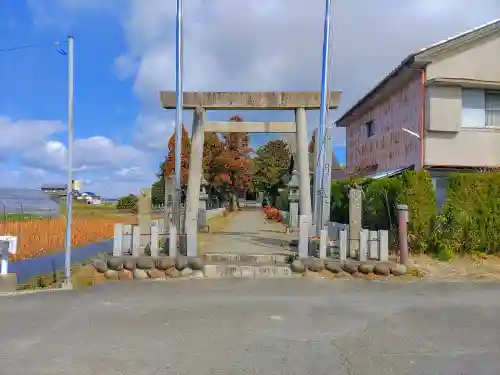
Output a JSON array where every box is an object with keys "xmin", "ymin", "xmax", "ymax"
[
  {"xmin": 202, "ymin": 252, "xmax": 293, "ymax": 278},
  {"xmin": 203, "ymin": 264, "xmax": 292, "ymax": 278},
  {"xmin": 0, "ymin": 274, "xmax": 17, "ymax": 293},
  {"xmin": 203, "ymin": 253, "xmax": 290, "ymax": 264}
]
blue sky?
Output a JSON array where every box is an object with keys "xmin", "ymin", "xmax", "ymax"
[{"xmin": 0, "ymin": 0, "xmax": 498, "ymax": 197}]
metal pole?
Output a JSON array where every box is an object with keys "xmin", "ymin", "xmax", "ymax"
[
  {"xmin": 174, "ymin": 0, "xmax": 184, "ymax": 247},
  {"xmin": 315, "ymin": 0, "xmax": 333, "ymax": 235},
  {"xmin": 63, "ymin": 35, "xmax": 74, "ymax": 288},
  {"xmin": 397, "ymin": 204, "xmax": 409, "ymax": 265}
]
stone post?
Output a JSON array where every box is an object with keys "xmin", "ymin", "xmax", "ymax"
[
  {"xmin": 164, "ymin": 175, "xmax": 175, "ymax": 233},
  {"xmin": 348, "ymin": 188, "xmax": 362, "ymax": 258},
  {"xmin": 185, "ymin": 107, "xmax": 205, "ymax": 257},
  {"xmin": 396, "ymin": 204, "xmax": 409, "ymax": 265},
  {"xmin": 198, "ymin": 175, "xmax": 209, "ymax": 230},
  {"xmin": 138, "ymin": 188, "xmax": 152, "ymax": 255},
  {"xmin": 287, "ymin": 169, "xmax": 300, "ymax": 231},
  {"xmin": 294, "ymin": 107, "xmax": 312, "ymax": 225}
]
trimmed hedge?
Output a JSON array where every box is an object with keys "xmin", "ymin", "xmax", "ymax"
[
  {"xmin": 397, "ymin": 170, "xmax": 436, "ymax": 253},
  {"xmin": 432, "ymin": 171, "xmax": 500, "ymax": 256},
  {"xmin": 330, "ymin": 169, "xmax": 500, "ymax": 257}
]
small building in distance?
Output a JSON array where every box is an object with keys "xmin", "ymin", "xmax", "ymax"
[{"xmin": 76, "ymin": 192, "xmax": 103, "ymax": 205}]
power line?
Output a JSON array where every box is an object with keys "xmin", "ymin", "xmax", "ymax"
[{"xmin": 0, "ymin": 40, "xmax": 68, "ymax": 54}]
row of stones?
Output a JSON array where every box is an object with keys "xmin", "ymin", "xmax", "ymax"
[
  {"xmin": 91, "ymin": 255, "xmax": 205, "ymax": 281},
  {"xmin": 290, "ymin": 258, "xmax": 407, "ymax": 277}
]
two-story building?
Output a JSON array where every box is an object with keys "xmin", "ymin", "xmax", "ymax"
[{"xmin": 337, "ymin": 19, "xmax": 500, "ymax": 204}]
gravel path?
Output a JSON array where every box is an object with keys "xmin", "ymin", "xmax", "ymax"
[{"xmin": 1, "ymin": 280, "xmax": 500, "ymax": 374}]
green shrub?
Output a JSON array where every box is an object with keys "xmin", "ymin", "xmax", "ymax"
[
  {"xmin": 363, "ymin": 177, "xmax": 401, "ymax": 230},
  {"xmin": 396, "ymin": 170, "xmax": 436, "ymax": 253},
  {"xmin": 116, "ymin": 194, "xmax": 138, "ymax": 210},
  {"xmin": 432, "ymin": 171, "xmax": 500, "ymax": 255},
  {"xmin": 330, "ymin": 179, "xmax": 356, "ymax": 223}
]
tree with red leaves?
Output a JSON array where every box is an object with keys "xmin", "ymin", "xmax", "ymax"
[
  {"xmin": 164, "ymin": 124, "xmax": 191, "ymax": 184},
  {"xmin": 210, "ymin": 115, "xmax": 254, "ymax": 211}
]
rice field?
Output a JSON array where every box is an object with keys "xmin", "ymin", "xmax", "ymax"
[{"xmin": 1, "ymin": 215, "xmax": 136, "ymax": 261}]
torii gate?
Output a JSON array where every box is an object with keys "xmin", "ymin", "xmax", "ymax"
[{"xmin": 160, "ymin": 91, "xmax": 342, "ymax": 257}]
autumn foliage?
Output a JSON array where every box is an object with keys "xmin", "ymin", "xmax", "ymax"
[
  {"xmin": 164, "ymin": 124, "xmax": 191, "ymax": 184},
  {"xmin": 262, "ymin": 205, "xmax": 282, "ymax": 222}
]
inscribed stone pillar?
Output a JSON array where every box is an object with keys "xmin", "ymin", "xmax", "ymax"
[
  {"xmin": 294, "ymin": 107, "xmax": 312, "ymax": 225},
  {"xmin": 348, "ymin": 188, "xmax": 362, "ymax": 258},
  {"xmin": 138, "ymin": 188, "xmax": 152, "ymax": 255},
  {"xmin": 185, "ymin": 107, "xmax": 205, "ymax": 257},
  {"xmin": 287, "ymin": 169, "xmax": 300, "ymax": 231},
  {"xmin": 164, "ymin": 175, "xmax": 175, "ymax": 234},
  {"xmin": 198, "ymin": 176, "xmax": 208, "ymax": 230}
]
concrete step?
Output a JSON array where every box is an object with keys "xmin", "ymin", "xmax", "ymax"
[
  {"xmin": 203, "ymin": 253, "xmax": 292, "ymax": 265},
  {"xmin": 203, "ymin": 263, "xmax": 292, "ymax": 278}
]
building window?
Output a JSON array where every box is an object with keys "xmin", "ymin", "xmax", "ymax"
[
  {"xmin": 462, "ymin": 89, "xmax": 500, "ymax": 128},
  {"xmin": 365, "ymin": 120, "xmax": 375, "ymax": 138},
  {"xmin": 485, "ymin": 92, "xmax": 500, "ymax": 127}
]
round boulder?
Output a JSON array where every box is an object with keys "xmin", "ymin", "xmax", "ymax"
[
  {"xmin": 191, "ymin": 270, "xmax": 204, "ymax": 279},
  {"xmin": 180, "ymin": 267, "xmax": 193, "ymax": 278},
  {"xmin": 290, "ymin": 260, "xmax": 306, "ymax": 273},
  {"xmin": 148, "ymin": 268, "xmax": 165, "ymax": 279},
  {"xmin": 107, "ymin": 257, "xmax": 124, "ymax": 271},
  {"xmin": 352, "ymin": 272, "xmax": 364, "ymax": 279},
  {"xmin": 165, "ymin": 267, "xmax": 180, "ymax": 279},
  {"xmin": 133, "ymin": 269, "xmax": 149, "ymax": 280},
  {"xmin": 390, "ymin": 264, "xmax": 407, "ymax": 276},
  {"xmin": 325, "ymin": 262, "xmax": 342, "ymax": 274},
  {"xmin": 123, "ymin": 258, "xmax": 136, "ymax": 271},
  {"xmin": 92, "ymin": 259, "xmax": 108, "ymax": 273},
  {"xmin": 342, "ymin": 263, "xmax": 359, "ymax": 274},
  {"xmin": 303, "ymin": 258, "xmax": 325, "ymax": 272},
  {"xmin": 359, "ymin": 263, "xmax": 375, "ymax": 275},
  {"xmin": 104, "ymin": 269, "xmax": 118, "ymax": 280},
  {"xmin": 374, "ymin": 264, "xmax": 391, "ymax": 276},
  {"xmin": 156, "ymin": 257, "xmax": 175, "ymax": 270},
  {"xmin": 136, "ymin": 257, "xmax": 155, "ymax": 270},
  {"xmin": 187, "ymin": 257, "xmax": 204, "ymax": 271},
  {"xmin": 118, "ymin": 269, "xmax": 133, "ymax": 280},
  {"xmin": 175, "ymin": 255, "xmax": 188, "ymax": 270}
]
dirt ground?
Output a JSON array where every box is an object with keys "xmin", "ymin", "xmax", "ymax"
[{"xmin": 409, "ymin": 253, "xmax": 500, "ymax": 281}]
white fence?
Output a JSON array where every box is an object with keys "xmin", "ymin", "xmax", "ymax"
[
  {"xmin": 326, "ymin": 222, "xmax": 389, "ymax": 262},
  {"xmin": 113, "ymin": 208, "xmax": 226, "ymax": 257}
]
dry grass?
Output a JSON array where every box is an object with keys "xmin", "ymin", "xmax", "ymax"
[
  {"xmin": 3, "ymin": 216, "xmax": 136, "ymax": 261},
  {"xmin": 410, "ymin": 253, "xmax": 500, "ymax": 281}
]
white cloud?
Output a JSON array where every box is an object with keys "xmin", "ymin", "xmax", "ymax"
[
  {"xmin": 25, "ymin": 0, "xmax": 500, "ymax": 175},
  {"xmin": 115, "ymin": 0, "xmax": 500, "ymax": 149},
  {"xmin": 0, "ymin": 116, "xmax": 63, "ymax": 158},
  {"xmin": 0, "ymin": 116, "xmax": 152, "ymax": 197}
]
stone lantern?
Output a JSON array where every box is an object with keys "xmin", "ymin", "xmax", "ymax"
[{"xmin": 287, "ymin": 169, "xmax": 300, "ymax": 230}]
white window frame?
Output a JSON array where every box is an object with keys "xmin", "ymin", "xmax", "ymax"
[{"xmin": 461, "ymin": 89, "xmax": 500, "ymax": 129}]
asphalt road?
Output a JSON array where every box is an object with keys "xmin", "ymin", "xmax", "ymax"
[{"xmin": 1, "ymin": 279, "xmax": 500, "ymax": 374}]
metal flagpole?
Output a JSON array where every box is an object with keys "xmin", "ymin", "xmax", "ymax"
[
  {"xmin": 173, "ymin": 0, "xmax": 184, "ymax": 250},
  {"xmin": 63, "ymin": 35, "xmax": 74, "ymax": 287},
  {"xmin": 315, "ymin": 0, "xmax": 333, "ymax": 236}
]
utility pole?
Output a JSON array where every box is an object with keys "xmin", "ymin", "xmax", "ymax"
[
  {"xmin": 314, "ymin": 0, "xmax": 333, "ymax": 235},
  {"xmin": 63, "ymin": 35, "xmax": 74, "ymax": 288},
  {"xmin": 173, "ymin": 0, "xmax": 184, "ymax": 253}
]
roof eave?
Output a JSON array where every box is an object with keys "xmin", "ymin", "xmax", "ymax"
[{"xmin": 336, "ymin": 54, "xmax": 418, "ymax": 128}]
